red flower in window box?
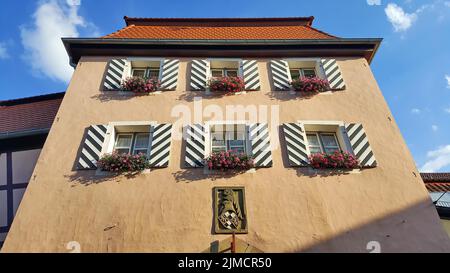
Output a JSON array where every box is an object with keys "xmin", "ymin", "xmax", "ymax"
[
  {"xmin": 121, "ymin": 76, "xmax": 160, "ymax": 94},
  {"xmin": 291, "ymin": 76, "xmax": 330, "ymax": 93},
  {"xmin": 97, "ymin": 152, "xmax": 150, "ymax": 173},
  {"xmin": 208, "ymin": 76, "xmax": 245, "ymax": 94},
  {"xmin": 308, "ymin": 151, "xmax": 359, "ymax": 169},
  {"xmin": 205, "ymin": 150, "xmax": 254, "ymax": 171}
]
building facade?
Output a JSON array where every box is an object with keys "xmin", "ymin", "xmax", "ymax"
[
  {"xmin": 0, "ymin": 93, "xmax": 63, "ymax": 248},
  {"xmin": 2, "ymin": 17, "xmax": 450, "ymax": 252}
]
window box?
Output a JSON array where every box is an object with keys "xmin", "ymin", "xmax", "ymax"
[
  {"xmin": 205, "ymin": 150, "xmax": 254, "ymax": 172},
  {"xmin": 97, "ymin": 152, "xmax": 150, "ymax": 173},
  {"xmin": 208, "ymin": 76, "xmax": 245, "ymax": 94},
  {"xmin": 308, "ymin": 151, "xmax": 359, "ymax": 169},
  {"xmin": 291, "ymin": 76, "xmax": 330, "ymax": 93},
  {"xmin": 121, "ymin": 76, "xmax": 160, "ymax": 95}
]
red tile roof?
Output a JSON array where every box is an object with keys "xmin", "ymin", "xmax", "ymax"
[
  {"xmin": 103, "ymin": 17, "xmax": 337, "ymax": 40},
  {"xmin": 0, "ymin": 93, "xmax": 64, "ymax": 136},
  {"xmin": 421, "ymin": 173, "xmax": 450, "ymax": 192}
]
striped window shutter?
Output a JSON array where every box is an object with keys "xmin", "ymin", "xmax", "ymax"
[
  {"xmin": 159, "ymin": 59, "xmax": 180, "ymax": 91},
  {"xmin": 282, "ymin": 123, "xmax": 309, "ymax": 167},
  {"xmin": 344, "ymin": 123, "xmax": 377, "ymax": 168},
  {"xmin": 241, "ymin": 60, "xmax": 261, "ymax": 91},
  {"xmin": 148, "ymin": 123, "xmax": 173, "ymax": 168},
  {"xmin": 190, "ymin": 60, "xmax": 210, "ymax": 91},
  {"xmin": 103, "ymin": 59, "xmax": 130, "ymax": 91},
  {"xmin": 249, "ymin": 123, "xmax": 273, "ymax": 168},
  {"xmin": 184, "ymin": 124, "xmax": 206, "ymax": 168},
  {"xmin": 270, "ymin": 60, "xmax": 291, "ymax": 91},
  {"xmin": 320, "ymin": 59, "xmax": 346, "ymax": 90},
  {"xmin": 77, "ymin": 125, "xmax": 108, "ymax": 170}
]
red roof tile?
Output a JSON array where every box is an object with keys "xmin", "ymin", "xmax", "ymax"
[
  {"xmin": 103, "ymin": 17, "xmax": 337, "ymax": 40},
  {"xmin": 421, "ymin": 173, "xmax": 450, "ymax": 192},
  {"xmin": 0, "ymin": 93, "xmax": 64, "ymax": 136}
]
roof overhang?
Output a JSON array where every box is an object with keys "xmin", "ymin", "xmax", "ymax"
[{"xmin": 62, "ymin": 38, "xmax": 382, "ymax": 67}]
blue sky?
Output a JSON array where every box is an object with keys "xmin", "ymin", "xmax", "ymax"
[{"xmin": 0, "ymin": 0, "xmax": 449, "ymax": 171}]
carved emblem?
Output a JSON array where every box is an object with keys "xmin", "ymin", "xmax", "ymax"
[{"xmin": 214, "ymin": 187, "xmax": 247, "ymax": 234}]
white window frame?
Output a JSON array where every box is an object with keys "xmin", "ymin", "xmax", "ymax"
[
  {"xmin": 114, "ymin": 132, "xmax": 151, "ymax": 155},
  {"xmin": 131, "ymin": 67, "xmax": 161, "ymax": 79},
  {"xmin": 114, "ymin": 133, "xmax": 134, "ymax": 154},
  {"xmin": 298, "ymin": 120, "xmax": 352, "ymax": 156},
  {"xmin": 306, "ymin": 132, "xmax": 341, "ymax": 154},
  {"xmin": 204, "ymin": 121, "xmax": 251, "ymax": 158},
  {"xmin": 124, "ymin": 57, "xmax": 164, "ymax": 82},
  {"xmin": 285, "ymin": 58, "xmax": 327, "ymax": 83}
]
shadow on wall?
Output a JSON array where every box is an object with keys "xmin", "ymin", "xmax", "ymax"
[{"xmin": 293, "ymin": 198, "xmax": 450, "ymax": 253}]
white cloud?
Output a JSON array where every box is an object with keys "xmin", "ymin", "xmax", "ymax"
[
  {"xmin": 432, "ymin": 125, "xmax": 439, "ymax": 132},
  {"xmin": 420, "ymin": 145, "xmax": 450, "ymax": 172},
  {"xmin": 445, "ymin": 107, "xmax": 450, "ymax": 113},
  {"xmin": 20, "ymin": 0, "xmax": 96, "ymax": 82},
  {"xmin": 367, "ymin": 0, "xmax": 381, "ymax": 5},
  {"xmin": 446, "ymin": 74, "xmax": 450, "ymax": 89},
  {"xmin": 385, "ymin": 3, "xmax": 418, "ymax": 32},
  {"xmin": 411, "ymin": 108, "xmax": 421, "ymax": 114},
  {"xmin": 0, "ymin": 42, "xmax": 9, "ymax": 59}
]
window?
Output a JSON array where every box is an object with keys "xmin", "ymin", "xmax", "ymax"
[
  {"xmin": 211, "ymin": 68, "xmax": 239, "ymax": 78},
  {"xmin": 289, "ymin": 68, "xmax": 316, "ymax": 80},
  {"xmin": 114, "ymin": 133, "xmax": 150, "ymax": 155},
  {"xmin": 210, "ymin": 125, "xmax": 247, "ymax": 154},
  {"xmin": 132, "ymin": 68, "xmax": 160, "ymax": 79},
  {"xmin": 306, "ymin": 132, "xmax": 340, "ymax": 154}
]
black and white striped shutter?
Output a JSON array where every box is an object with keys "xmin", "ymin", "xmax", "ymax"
[
  {"xmin": 148, "ymin": 123, "xmax": 173, "ymax": 168},
  {"xmin": 249, "ymin": 123, "xmax": 273, "ymax": 168},
  {"xmin": 159, "ymin": 59, "xmax": 180, "ymax": 91},
  {"xmin": 320, "ymin": 59, "xmax": 346, "ymax": 90},
  {"xmin": 103, "ymin": 59, "xmax": 130, "ymax": 91},
  {"xmin": 344, "ymin": 123, "xmax": 377, "ymax": 168},
  {"xmin": 190, "ymin": 60, "xmax": 210, "ymax": 91},
  {"xmin": 77, "ymin": 125, "xmax": 108, "ymax": 170},
  {"xmin": 270, "ymin": 60, "xmax": 291, "ymax": 91},
  {"xmin": 184, "ymin": 124, "xmax": 206, "ymax": 168},
  {"xmin": 282, "ymin": 123, "xmax": 309, "ymax": 167},
  {"xmin": 241, "ymin": 60, "xmax": 261, "ymax": 91}
]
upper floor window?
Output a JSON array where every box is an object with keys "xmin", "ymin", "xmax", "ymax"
[
  {"xmin": 289, "ymin": 68, "xmax": 316, "ymax": 80},
  {"xmin": 115, "ymin": 133, "xmax": 150, "ymax": 155},
  {"xmin": 306, "ymin": 132, "xmax": 340, "ymax": 155},
  {"xmin": 210, "ymin": 124, "xmax": 247, "ymax": 154},
  {"xmin": 130, "ymin": 60, "xmax": 160, "ymax": 79},
  {"xmin": 210, "ymin": 60, "xmax": 240, "ymax": 78}
]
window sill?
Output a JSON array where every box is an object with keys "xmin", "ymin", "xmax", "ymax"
[
  {"xmin": 299, "ymin": 167, "xmax": 361, "ymax": 176},
  {"xmin": 203, "ymin": 167, "xmax": 256, "ymax": 175}
]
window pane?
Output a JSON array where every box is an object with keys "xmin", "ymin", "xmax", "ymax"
[
  {"xmin": 324, "ymin": 147, "xmax": 340, "ymax": 154},
  {"xmin": 1, "ymin": 191, "xmax": 7, "ymax": 227},
  {"xmin": 302, "ymin": 69, "xmax": 316, "ymax": 78},
  {"xmin": 309, "ymin": 147, "xmax": 322, "ymax": 154},
  {"xmin": 116, "ymin": 134, "xmax": 132, "ymax": 148},
  {"xmin": 225, "ymin": 70, "xmax": 238, "ymax": 77},
  {"xmin": 147, "ymin": 69, "xmax": 160, "ymax": 79},
  {"xmin": 290, "ymin": 69, "xmax": 301, "ymax": 80},
  {"xmin": 134, "ymin": 133, "xmax": 150, "ymax": 149},
  {"xmin": 211, "ymin": 70, "xmax": 223, "ymax": 77},
  {"xmin": 133, "ymin": 149, "xmax": 148, "ymax": 155},
  {"xmin": 132, "ymin": 69, "xmax": 146, "ymax": 77},
  {"xmin": 321, "ymin": 134, "xmax": 339, "ymax": 148},
  {"xmin": 306, "ymin": 134, "xmax": 320, "ymax": 147},
  {"xmin": 115, "ymin": 148, "xmax": 130, "ymax": 155},
  {"xmin": 211, "ymin": 132, "xmax": 226, "ymax": 147},
  {"xmin": 12, "ymin": 149, "xmax": 41, "ymax": 185},
  {"xmin": 212, "ymin": 147, "xmax": 227, "ymax": 153}
]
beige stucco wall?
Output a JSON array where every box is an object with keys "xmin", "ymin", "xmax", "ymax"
[{"xmin": 2, "ymin": 57, "xmax": 450, "ymax": 253}]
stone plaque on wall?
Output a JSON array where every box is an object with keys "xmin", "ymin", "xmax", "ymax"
[{"xmin": 214, "ymin": 187, "xmax": 247, "ymax": 234}]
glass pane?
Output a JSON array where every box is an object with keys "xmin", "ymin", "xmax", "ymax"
[
  {"xmin": 306, "ymin": 134, "xmax": 320, "ymax": 147},
  {"xmin": 211, "ymin": 132, "xmax": 226, "ymax": 147},
  {"xmin": 309, "ymin": 146, "xmax": 322, "ymax": 154},
  {"xmin": 1, "ymin": 191, "xmax": 7, "ymax": 227},
  {"xmin": 115, "ymin": 148, "xmax": 130, "ymax": 155},
  {"xmin": 12, "ymin": 149, "xmax": 41, "ymax": 184},
  {"xmin": 147, "ymin": 69, "xmax": 160, "ymax": 79},
  {"xmin": 211, "ymin": 70, "xmax": 223, "ymax": 77},
  {"xmin": 225, "ymin": 70, "xmax": 238, "ymax": 77},
  {"xmin": 324, "ymin": 147, "xmax": 340, "ymax": 154},
  {"xmin": 290, "ymin": 70, "xmax": 301, "ymax": 80},
  {"xmin": 133, "ymin": 149, "xmax": 148, "ymax": 155},
  {"xmin": 302, "ymin": 69, "xmax": 316, "ymax": 78},
  {"xmin": 134, "ymin": 133, "xmax": 150, "ymax": 149},
  {"xmin": 212, "ymin": 147, "xmax": 226, "ymax": 153},
  {"xmin": 321, "ymin": 134, "xmax": 339, "ymax": 148},
  {"xmin": 132, "ymin": 69, "xmax": 146, "ymax": 77},
  {"xmin": 116, "ymin": 134, "xmax": 132, "ymax": 148}
]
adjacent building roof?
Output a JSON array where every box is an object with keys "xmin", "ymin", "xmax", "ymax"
[
  {"xmin": 421, "ymin": 173, "xmax": 450, "ymax": 192},
  {"xmin": 0, "ymin": 92, "xmax": 64, "ymax": 139},
  {"xmin": 103, "ymin": 16, "xmax": 337, "ymax": 40}
]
